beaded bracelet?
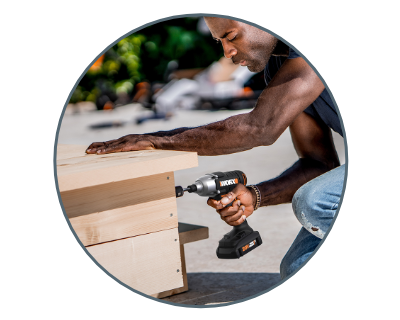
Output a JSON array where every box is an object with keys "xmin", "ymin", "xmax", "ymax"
[{"xmin": 247, "ymin": 185, "xmax": 261, "ymax": 211}]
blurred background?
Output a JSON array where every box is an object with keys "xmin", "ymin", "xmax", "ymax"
[
  {"xmin": 58, "ymin": 17, "xmax": 346, "ymax": 305},
  {"xmin": 67, "ymin": 17, "xmax": 265, "ymax": 116}
]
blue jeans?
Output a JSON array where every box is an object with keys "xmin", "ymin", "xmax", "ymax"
[{"xmin": 280, "ymin": 164, "xmax": 345, "ymax": 279}]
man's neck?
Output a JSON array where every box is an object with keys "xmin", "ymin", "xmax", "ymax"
[{"xmin": 271, "ymin": 40, "xmax": 289, "ymax": 57}]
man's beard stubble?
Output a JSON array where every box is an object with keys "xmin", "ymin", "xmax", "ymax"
[{"xmin": 242, "ymin": 36, "xmax": 278, "ymax": 73}]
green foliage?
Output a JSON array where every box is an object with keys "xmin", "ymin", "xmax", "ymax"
[
  {"xmin": 115, "ymin": 34, "xmax": 145, "ymax": 80},
  {"xmin": 70, "ymin": 17, "xmax": 223, "ymax": 104},
  {"xmin": 139, "ymin": 18, "xmax": 222, "ymax": 82}
]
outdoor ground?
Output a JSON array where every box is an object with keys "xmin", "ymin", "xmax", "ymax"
[{"xmin": 58, "ymin": 103, "xmax": 346, "ymax": 305}]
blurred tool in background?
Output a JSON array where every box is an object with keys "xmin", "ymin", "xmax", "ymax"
[{"xmin": 133, "ymin": 58, "xmax": 265, "ymax": 124}]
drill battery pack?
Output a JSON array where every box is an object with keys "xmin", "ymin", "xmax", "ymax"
[{"xmin": 216, "ymin": 220, "xmax": 262, "ymax": 259}]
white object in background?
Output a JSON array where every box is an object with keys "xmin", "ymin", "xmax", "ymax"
[
  {"xmin": 155, "ymin": 78, "xmax": 200, "ymax": 114},
  {"xmin": 231, "ymin": 65, "xmax": 254, "ymax": 84},
  {"xmin": 213, "ymin": 81, "xmax": 243, "ymax": 99}
]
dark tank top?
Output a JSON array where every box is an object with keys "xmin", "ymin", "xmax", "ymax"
[{"xmin": 264, "ymin": 48, "xmax": 343, "ymax": 136}]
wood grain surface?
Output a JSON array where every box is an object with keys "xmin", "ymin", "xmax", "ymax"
[
  {"xmin": 87, "ymin": 228, "xmax": 183, "ymax": 295},
  {"xmin": 56, "ymin": 144, "xmax": 198, "ymax": 192}
]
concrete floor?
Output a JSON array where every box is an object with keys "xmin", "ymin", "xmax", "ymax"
[{"xmin": 58, "ymin": 103, "xmax": 346, "ymax": 305}]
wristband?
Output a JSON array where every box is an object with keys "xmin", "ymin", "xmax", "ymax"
[{"xmin": 247, "ymin": 185, "xmax": 261, "ymax": 211}]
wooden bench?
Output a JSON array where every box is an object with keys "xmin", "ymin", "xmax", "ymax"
[{"xmin": 56, "ymin": 144, "xmax": 207, "ymax": 297}]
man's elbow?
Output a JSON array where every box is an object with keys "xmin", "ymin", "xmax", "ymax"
[
  {"xmin": 252, "ymin": 126, "xmax": 282, "ymax": 147},
  {"xmin": 245, "ymin": 134, "xmax": 276, "ymax": 148},
  {"xmin": 247, "ymin": 110, "xmax": 284, "ymax": 147}
]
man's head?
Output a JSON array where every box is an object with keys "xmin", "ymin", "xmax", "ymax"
[{"xmin": 204, "ymin": 17, "xmax": 278, "ymax": 73}]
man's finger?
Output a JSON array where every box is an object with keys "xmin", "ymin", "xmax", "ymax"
[
  {"xmin": 218, "ymin": 199, "xmax": 241, "ymax": 217},
  {"xmin": 96, "ymin": 143, "xmax": 124, "ymax": 154},
  {"xmin": 207, "ymin": 198, "xmax": 219, "ymax": 209},
  {"xmin": 224, "ymin": 211, "xmax": 247, "ymax": 226},
  {"xmin": 220, "ymin": 191, "xmax": 238, "ymax": 206},
  {"xmin": 219, "ymin": 184, "xmax": 248, "ymax": 207},
  {"xmin": 86, "ymin": 139, "xmax": 119, "ymax": 154},
  {"xmin": 224, "ymin": 205, "xmax": 246, "ymax": 223},
  {"xmin": 86, "ymin": 142, "xmax": 106, "ymax": 153},
  {"xmin": 207, "ymin": 198, "xmax": 223, "ymax": 209}
]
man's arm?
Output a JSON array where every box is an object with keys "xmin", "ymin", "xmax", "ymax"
[
  {"xmin": 86, "ymin": 57, "xmax": 325, "ymax": 156},
  {"xmin": 208, "ymin": 111, "xmax": 340, "ymax": 226},
  {"xmin": 256, "ymin": 111, "xmax": 340, "ymax": 206}
]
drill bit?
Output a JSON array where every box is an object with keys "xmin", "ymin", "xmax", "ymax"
[{"xmin": 175, "ymin": 186, "xmax": 188, "ymax": 197}]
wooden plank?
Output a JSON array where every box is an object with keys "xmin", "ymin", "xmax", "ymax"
[
  {"xmin": 61, "ymin": 172, "xmax": 175, "ymax": 219},
  {"xmin": 151, "ymin": 223, "xmax": 209, "ymax": 298},
  {"xmin": 57, "ymin": 144, "xmax": 91, "ymax": 161},
  {"xmin": 151, "ymin": 244, "xmax": 188, "ymax": 298},
  {"xmin": 70, "ymin": 197, "xmax": 178, "ymax": 246},
  {"xmin": 87, "ymin": 228, "xmax": 183, "ymax": 296},
  {"xmin": 56, "ymin": 145, "xmax": 198, "ymax": 192},
  {"xmin": 178, "ymin": 223, "xmax": 209, "ymax": 245},
  {"xmin": 63, "ymin": 171, "xmax": 178, "ymax": 246}
]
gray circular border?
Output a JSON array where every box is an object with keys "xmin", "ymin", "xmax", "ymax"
[{"xmin": 53, "ymin": 13, "xmax": 348, "ymax": 309}]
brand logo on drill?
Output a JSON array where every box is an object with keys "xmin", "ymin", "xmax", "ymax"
[
  {"xmin": 220, "ymin": 178, "xmax": 238, "ymax": 187},
  {"xmin": 242, "ymin": 240, "xmax": 256, "ymax": 252}
]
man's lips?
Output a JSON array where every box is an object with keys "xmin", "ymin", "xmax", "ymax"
[{"xmin": 233, "ymin": 59, "xmax": 249, "ymax": 66}]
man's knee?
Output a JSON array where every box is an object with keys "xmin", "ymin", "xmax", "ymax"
[
  {"xmin": 292, "ymin": 182, "xmax": 327, "ymax": 239},
  {"xmin": 292, "ymin": 182, "xmax": 317, "ymax": 219}
]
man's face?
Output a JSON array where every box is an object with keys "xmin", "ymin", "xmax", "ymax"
[{"xmin": 204, "ymin": 17, "xmax": 278, "ymax": 73}]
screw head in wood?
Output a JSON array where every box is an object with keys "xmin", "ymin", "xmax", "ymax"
[
  {"xmin": 167, "ymin": 177, "xmax": 169, "ymax": 179},
  {"xmin": 170, "ymin": 213, "xmax": 173, "ymax": 217},
  {"xmin": 177, "ymin": 269, "xmax": 180, "ymax": 272}
]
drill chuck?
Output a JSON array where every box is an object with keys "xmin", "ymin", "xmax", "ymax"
[
  {"xmin": 175, "ymin": 184, "xmax": 197, "ymax": 198},
  {"xmin": 186, "ymin": 184, "xmax": 197, "ymax": 193}
]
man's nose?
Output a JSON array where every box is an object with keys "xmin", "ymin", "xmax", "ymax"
[{"xmin": 222, "ymin": 42, "xmax": 237, "ymax": 59}]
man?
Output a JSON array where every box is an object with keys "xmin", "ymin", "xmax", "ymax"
[{"xmin": 86, "ymin": 17, "xmax": 345, "ymax": 279}]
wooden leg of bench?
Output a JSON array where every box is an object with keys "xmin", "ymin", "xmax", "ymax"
[{"xmin": 150, "ymin": 244, "xmax": 188, "ymax": 299}]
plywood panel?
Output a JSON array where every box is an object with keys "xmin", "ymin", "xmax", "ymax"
[
  {"xmin": 87, "ymin": 228, "xmax": 183, "ymax": 295},
  {"xmin": 56, "ymin": 145, "xmax": 198, "ymax": 192}
]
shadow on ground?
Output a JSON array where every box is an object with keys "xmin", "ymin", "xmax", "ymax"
[{"xmin": 162, "ymin": 272, "xmax": 281, "ymax": 305}]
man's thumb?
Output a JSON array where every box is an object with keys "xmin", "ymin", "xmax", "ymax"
[{"xmin": 220, "ymin": 192, "xmax": 237, "ymax": 205}]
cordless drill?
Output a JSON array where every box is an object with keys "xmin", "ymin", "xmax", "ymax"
[{"xmin": 175, "ymin": 170, "xmax": 262, "ymax": 259}]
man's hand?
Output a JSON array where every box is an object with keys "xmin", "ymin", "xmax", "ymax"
[
  {"xmin": 86, "ymin": 134, "xmax": 156, "ymax": 154},
  {"xmin": 207, "ymin": 184, "xmax": 257, "ymax": 226}
]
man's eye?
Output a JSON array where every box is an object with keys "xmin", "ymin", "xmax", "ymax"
[{"xmin": 228, "ymin": 35, "xmax": 237, "ymax": 41}]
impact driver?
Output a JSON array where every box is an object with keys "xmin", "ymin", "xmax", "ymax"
[{"xmin": 175, "ymin": 170, "xmax": 262, "ymax": 259}]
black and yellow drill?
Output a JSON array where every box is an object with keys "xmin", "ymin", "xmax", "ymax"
[{"xmin": 175, "ymin": 170, "xmax": 262, "ymax": 259}]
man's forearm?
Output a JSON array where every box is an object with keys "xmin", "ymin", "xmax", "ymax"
[
  {"xmin": 256, "ymin": 158, "xmax": 337, "ymax": 206},
  {"xmin": 144, "ymin": 127, "xmax": 191, "ymax": 137},
  {"xmin": 144, "ymin": 59, "xmax": 324, "ymax": 156},
  {"xmin": 87, "ymin": 58, "xmax": 325, "ymax": 156},
  {"xmin": 145, "ymin": 112, "xmax": 261, "ymax": 156}
]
